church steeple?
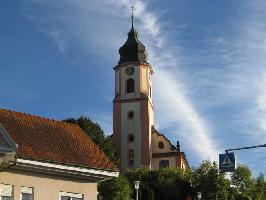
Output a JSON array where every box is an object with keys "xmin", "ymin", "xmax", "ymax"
[
  {"xmin": 114, "ymin": 8, "xmax": 154, "ymax": 173},
  {"xmin": 131, "ymin": 6, "xmax": 135, "ymax": 30},
  {"xmin": 118, "ymin": 7, "xmax": 148, "ymax": 64}
]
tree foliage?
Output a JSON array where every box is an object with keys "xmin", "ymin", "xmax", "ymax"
[
  {"xmin": 231, "ymin": 165, "xmax": 253, "ymax": 193},
  {"xmin": 125, "ymin": 167, "xmax": 193, "ymax": 200},
  {"xmin": 230, "ymin": 165, "xmax": 266, "ymax": 200},
  {"xmin": 191, "ymin": 162, "xmax": 266, "ymax": 200},
  {"xmin": 190, "ymin": 160, "xmax": 230, "ymax": 200},
  {"xmin": 98, "ymin": 162, "xmax": 266, "ymax": 200},
  {"xmin": 98, "ymin": 176, "xmax": 132, "ymax": 200},
  {"xmin": 63, "ymin": 116, "xmax": 118, "ymax": 165}
]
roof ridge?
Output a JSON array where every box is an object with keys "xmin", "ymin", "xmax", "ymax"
[
  {"xmin": 0, "ymin": 108, "xmax": 79, "ymax": 129},
  {"xmin": 152, "ymin": 126, "xmax": 177, "ymax": 149}
]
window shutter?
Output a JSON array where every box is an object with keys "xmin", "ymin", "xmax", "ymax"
[
  {"xmin": 59, "ymin": 192, "xmax": 83, "ymax": 199},
  {"xmin": 0, "ymin": 184, "xmax": 13, "ymax": 197},
  {"xmin": 21, "ymin": 187, "xmax": 33, "ymax": 194}
]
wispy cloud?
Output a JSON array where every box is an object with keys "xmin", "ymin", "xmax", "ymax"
[{"xmin": 256, "ymin": 72, "xmax": 266, "ymax": 133}]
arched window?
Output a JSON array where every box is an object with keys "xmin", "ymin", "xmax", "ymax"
[
  {"xmin": 158, "ymin": 141, "xmax": 164, "ymax": 149},
  {"xmin": 159, "ymin": 160, "xmax": 169, "ymax": 169},
  {"xmin": 128, "ymin": 149, "xmax": 134, "ymax": 167},
  {"xmin": 127, "ymin": 79, "xmax": 135, "ymax": 93},
  {"xmin": 128, "ymin": 111, "xmax": 134, "ymax": 119},
  {"xmin": 128, "ymin": 134, "xmax": 135, "ymax": 143}
]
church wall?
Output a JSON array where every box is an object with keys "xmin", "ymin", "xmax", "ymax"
[
  {"xmin": 0, "ymin": 170, "xmax": 97, "ymax": 200},
  {"xmin": 140, "ymin": 100, "xmax": 152, "ymax": 168},
  {"xmin": 152, "ymin": 133, "xmax": 175, "ymax": 154},
  {"xmin": 115, "ymin": 70, "xmax": 120, "ymax": 95},
  {"xmin": 120, "ymin": 65, "xmax": 140, "ymax": 100},
  {"xmin": 120, "ymin": 102, "xmax": 141, "ymax": 172},
  {"xmin": 140, "ymin": 66, "xmax": 148, "ymax": 93},
  {"xmin": 113, "ymin": 102, "xmax": 121, "ymax": 169},
  {"xmin": 151, "ymin": 157, "xmax": 177, "ymax": 170}
]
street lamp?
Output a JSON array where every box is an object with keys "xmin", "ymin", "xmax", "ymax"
[
  {"xmin": 134, "ymin": 181, "xmax": 140, "ymax": 200},
  {"xmin": 197, "ymin": 192, "xmax": 201, "ymax": 200}
]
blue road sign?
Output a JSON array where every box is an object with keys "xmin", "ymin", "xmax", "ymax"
[{"xmin": 219, "ymin": 152, "xmax": 235, "ymax": 173}]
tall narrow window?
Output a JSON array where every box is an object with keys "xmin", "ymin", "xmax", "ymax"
[
  {"xmin": 0, "ymin": 184, "xmax": 13, "ymax": 200},
  {"xmin": 126, "ymin": 79, "xmax": 135, "ymax": 93},
  {"xmin": 21, "ymin": 187, "xmax": 33, "ymax": 200},
  {"xmin": 128, "ymin": 149, "xmax": 134, "ymax": 167},
  {"xmin": 159, "ymin": 160, "xmax": 169, "ymax": 169}
]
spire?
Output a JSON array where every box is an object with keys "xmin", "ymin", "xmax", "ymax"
[
  {"xmin": 131, "ymin": 6, "xmax": 136, "ymax": 29},
  {"xmin": 118, "ymin": 6, "xmax": 148, "ymax": 64}
]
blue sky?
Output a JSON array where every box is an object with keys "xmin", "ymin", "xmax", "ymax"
[{"xmin": 1, "ymin": 0, "xmax": 266, "ymax": 176}]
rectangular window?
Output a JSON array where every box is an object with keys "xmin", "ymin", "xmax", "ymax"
[
  {"xmin": 21, "ymin": 187, "xmax": 33, "ymax": 200},
  {"xmin": 159, "ymin": 160, "xmax": 169, "ymax": 169},
  {"xmin": 0, "ymin": 184, "xmax": 13, "ymax": 200},
  {"xmin": 59, "ymin": 192, "xmax": 83, "ymax": 200}
]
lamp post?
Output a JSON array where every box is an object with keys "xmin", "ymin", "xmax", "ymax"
[
  {"xmin": 197, "ymin": 192, "xmax": 201, "ymax": 200},
  {"xmin": 134, "ymin": 181, "xmax": 140, "ymax": 200}
]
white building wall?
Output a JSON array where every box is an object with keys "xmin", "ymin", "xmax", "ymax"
[{"xmin": 121, "ymin": 102, "xmax": 141, "ymax": 171}]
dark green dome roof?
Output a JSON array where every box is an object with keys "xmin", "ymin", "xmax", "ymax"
[{"xmin": 118, "ymin": 26, "xmax": 148, "ymax": 64}]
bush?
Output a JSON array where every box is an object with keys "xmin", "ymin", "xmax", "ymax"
[
  {"xmin": 124, "ymin": 167, "xmax": 192, "ymax": 200},
  {"xmin": 98, "ymin": 176, "xmax": 132, "ymax": 200}
]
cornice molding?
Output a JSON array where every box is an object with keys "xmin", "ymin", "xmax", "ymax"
[{"xmin": 14, "ymin": 158, "xmax": 119, "ymax": 181}]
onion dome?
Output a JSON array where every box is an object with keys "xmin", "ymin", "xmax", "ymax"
[{"xmin": 118, "ymin": 13, "xmax": 148, "ymax": 64}]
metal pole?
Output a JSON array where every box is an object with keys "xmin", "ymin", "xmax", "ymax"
[
  {"xmin": 225, "ymin": 144, "xmax": 266, "ymax": 153},
  {"xmin": 136, "ymin": 189, "xmax": 139, "ymax": 200}
]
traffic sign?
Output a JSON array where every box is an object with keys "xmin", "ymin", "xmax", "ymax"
[{"xmin": 219, "ymin": 152, "xmax": 235, "ymax": 173}]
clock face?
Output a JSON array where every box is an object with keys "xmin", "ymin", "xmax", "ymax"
[{"xmin": 125, "ymin": 66, "xmax": 135, "ymax": 76}]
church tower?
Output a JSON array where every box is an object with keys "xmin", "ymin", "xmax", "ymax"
[{"xmin": 113, "ymin": 12, "xmax": 154, "ymax": 172}]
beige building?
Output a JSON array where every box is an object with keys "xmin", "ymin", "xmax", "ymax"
[
  {"xmin": 0, "ymin": 109, "xmax": 118, "ymax": 200},
  {"xmin": 113, "ymin": 16, "xmax": 189, "ymax": 173}
]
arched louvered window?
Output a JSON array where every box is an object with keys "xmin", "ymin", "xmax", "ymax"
[
  {"xmin": 128, "ymin": 149, "xmax": 134, "ymax": 167},
  {"xmin": 127, "ymin": 79, "xmax": 135, "ymax": 93}
]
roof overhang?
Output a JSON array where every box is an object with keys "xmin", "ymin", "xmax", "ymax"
[
  {"xmin": 0, "ymin": 124, "xmax": 17, "ymax": 168},
  {"xmin": 14, "ymin": 158, "xmax": 119, "ymax": 182}
]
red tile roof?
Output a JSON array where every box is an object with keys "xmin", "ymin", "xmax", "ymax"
[{"xmin": 0, "ymin": 109, "xmax": 117, "ymax": 171}]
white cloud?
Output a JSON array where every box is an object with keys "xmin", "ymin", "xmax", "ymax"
[
  {"xmin": 256, "ymin": 72, "xmax": 266, "ymax": 132},
  {"xmin": 153, "ymin": 69, "xmax": 219, "ymax": 160}
]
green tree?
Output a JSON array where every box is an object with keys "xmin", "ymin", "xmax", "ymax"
[
  {"xmin": 125, "ymin": 167, "xmax": 192, "ymax": 200},
  {"xmin": 191, "ymin": 160, "xmax": 230, "ymax": 200},
  {"xmin": 250, "ymin": 173, "xmax": 266, "ymax": 200},
  {"xmin": 98, "ymin": 176, "xmax": 132, "ymax": 200},
  {"xmin": 63, "ymin": 116, "xmax": 118, "ymax": 165},
  {"xmin": 229, "ymin": 165, "xmax": 266, "ymax": 200},
  {"xmin": 231, "ymin": 165, "xmax": 253, "ymax": 196}
]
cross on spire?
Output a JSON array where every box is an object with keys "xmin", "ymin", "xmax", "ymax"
[{"xmin": 131, "ymin": 6, "xmax": 136, "ymax": 28}]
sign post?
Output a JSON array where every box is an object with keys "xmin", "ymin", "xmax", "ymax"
[{"xmin": 219, "ymin": 152, "xmax": 235, "ymax": 173}]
